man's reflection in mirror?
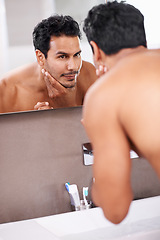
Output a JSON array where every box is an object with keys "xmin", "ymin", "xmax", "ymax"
[{"xmin": 0, "ymin": 15, "xmax": 97, "ymax": 113}]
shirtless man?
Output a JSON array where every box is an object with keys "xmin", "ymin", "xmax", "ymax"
[
  {"xmin": 83, "ymin": 1, "xmax": 160, "ymax": 224},
  {"xmin": 0, "ymin": 15, "xmax": 97, "ymax": 113}
]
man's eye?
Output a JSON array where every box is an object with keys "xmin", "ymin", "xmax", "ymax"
[
  {"xmin": 59, "ymin": 55, "xmax": 66, "ymax": 58},
  {"xmin": 58, "ymin": 55, "xmax": 68, "ymax": 59},
  {"xmin": 75, "ymin": 52, "xmax": 81, "ymax": 57}
]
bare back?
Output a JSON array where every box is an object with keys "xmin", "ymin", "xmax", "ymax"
[
  {"xmin": 85, "ymin": 49, "xmax": 160, "ymax": 176},
  {"xmin": 0, "ymin": 61, "xmax": 96, "ymax": 113},
  {"xmin": 116, "ymin": 49, "xmax": 160, "ymax": 176},
  {"xmin": 83, "ymin": 48, "xmax": 160, "ymax": 223}
]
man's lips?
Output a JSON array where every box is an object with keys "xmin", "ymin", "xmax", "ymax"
[
  {"xmin": 61, "ymin": 71, "xmax": 79, "ymax": 78},
  {"xmin": 63, "ymin": 75, "xmax": 76, "ymax": 80}
]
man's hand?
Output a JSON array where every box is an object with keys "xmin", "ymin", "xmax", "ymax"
[
  {"xmin": 34, "ymin": 102, "xmax": 53, "ymax": 110},
  {"xmin": 41, "ymin": 69, "xmax": 67, "ymax": 98},
  {"xmin": 96, "ymin": 65, "xmax": 107, "ymax": 77}
]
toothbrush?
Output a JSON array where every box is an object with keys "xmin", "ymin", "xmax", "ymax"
[
  {"xmin": 83, "ymin": 187, "xmax": 88, "ymax": 205},
  {"xmin": 65, "ymin": 183, "xmax": 80, "ymax": 209},
  {"xmin": 65, "ymin": 182, "xmax": 70, "ymax": 192}
]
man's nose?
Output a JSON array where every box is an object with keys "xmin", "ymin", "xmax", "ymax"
[{"xmin": 67, "ymin": 57, "xmax": 78, "ymax": 70}]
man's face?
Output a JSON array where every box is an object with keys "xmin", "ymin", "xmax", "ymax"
[{"xmin": 44, "ymin": 35, "xmax": 82, "ymax": 89}]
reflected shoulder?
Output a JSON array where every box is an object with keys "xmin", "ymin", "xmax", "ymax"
[
  {"xmin": 81, "ymin": 60, "xmax": 96, "ymax": 74},
  {"xmin": 0, "ymin": 62, "xmax": 39, "ymax": 85},
  {"xmin": 79, "ymin": 60, "xmax": 97, "ymax": 83}
]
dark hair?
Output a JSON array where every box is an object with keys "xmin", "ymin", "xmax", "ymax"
[
  {"xmin": 33, "ymin": 15, "xmax": 82, "ymax": 58},
  {"xmin": 83, "ymin": 1, "xmax": 147, "ymax": 55}
]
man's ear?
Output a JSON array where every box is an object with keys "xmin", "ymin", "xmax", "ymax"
[
  {"xmin": 35, "ymin": 50, "xmax": 45, "ymax": 67},
  {"xmin": 90, "ymin": 41, "xmax": 102, "ymax": 66}
]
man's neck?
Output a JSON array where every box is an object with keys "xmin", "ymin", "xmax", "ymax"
[{"xmin": 105, "ymin": 46, "xmax": 147, "ymax": 70}]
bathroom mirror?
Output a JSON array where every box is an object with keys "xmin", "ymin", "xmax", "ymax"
[
  {"xmin": 1, "ymin": 0, "xmax": 104, "ymax": 75},
  {"xmin": 0, "ymin": 0, "xmax": 160, "ymax": 114},
  {"xmin": 1, "ymin": 0, "xmax": 160, "ymax": 75}
]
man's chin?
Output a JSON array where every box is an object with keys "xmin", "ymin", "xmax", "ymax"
[{"xmin": 59, "ymin": 80, "xmax": 76, "ymax": 89}]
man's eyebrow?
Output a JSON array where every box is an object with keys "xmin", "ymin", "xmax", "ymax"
[
  {"xmin": 56, "ymin": 50, "xmax": 82, "ymax": 56},
  {"xmin": 56, "ymin": 51, "xmax": 68, "ymax": 55},
  {"xmin": 74, "ymin": 50, "xmax": 82, "ymax": 56}
]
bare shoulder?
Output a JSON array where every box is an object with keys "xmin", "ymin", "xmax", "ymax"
[
  {"xmin": 80, "ymin": 60, "xmax": 97, "ymax": 82},
  {"xmin": 152, "ymin": 48, "xmax": 160, "ymax": 55},
  {"xmin": 4, "ymin": 62, "xmax": 38, "ymax": 82},
  {"xmin": 81, "ymin": 60, "xmax": 95, "ymax": 71},
  {"xmin": 0, "ymin": 62, "xmax": 38, "ymax": 113},
  {"xmin": 77, "ymin": 60, "xmax": 97, "ymax": 97},
  {"xmin": 0, "ymin": 62, "xmax": 39, "ymax": 94},
  {"xmin": 0, "ymin": 74, "xmax": 16, "ymax": 113}
]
